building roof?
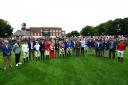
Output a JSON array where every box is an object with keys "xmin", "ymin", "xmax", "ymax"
[
  {"xmin": 13, "ymin": 30, "xmax": 30, "ymax": 36},
  {"xmin": 30, "ymin": 27, "xmax": 62, "ymax": 29}
]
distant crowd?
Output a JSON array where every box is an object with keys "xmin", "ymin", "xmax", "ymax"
[{"xmin": 0, "ymin": 36, "xmax": 127, "ymax": 70}]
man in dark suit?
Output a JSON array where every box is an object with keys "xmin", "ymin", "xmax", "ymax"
[
  {"xmin": 55, "ymin": 39, "xmax": 59, "ymax": 58},
  {"xmin": 63, "ymin": 39, "xmax": 67, "ymax": 57},
  {"xmin": 95, "ymin": 39, "xmax": 102, "ymax": 57},
  {"xmin": 100, "ymin": 39, "xmax": 105, "ymax": 56},
  {"xmin": 28, "ymin": 39, "xmax": 36, "ymax": 61},
  {"xmin": 108, "ymin": 38, "xmax": 117, "ymax": 59},
  {"xmin": 39, "ymin": 39, "xmax": 45, "ymax": 60},
  {"xmin": 104, "ymin": 40, "xmax": 109, "ymax": 57},
  {"xmin": 87, "ymin": 38, "xmax": 94, "ymax": 55}
]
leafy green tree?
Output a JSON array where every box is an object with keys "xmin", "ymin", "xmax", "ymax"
[
  {"xmin": 66, "ymin": 33, "xmax": 71, "ymax": 37},
  {"xmin": 70, "ymin": 30, "xmax": 80, "ymax": 37},
  {"xmin": 0, "ymin": 19, "xmax": 13, "ymax": 38},
  {"xmin": 121, "ymin": 18, "xmax": 128, "ymax": 36},
  {"xmin": 80, "ymin": 17, "xmax": 128, "ymax": 36},
  {"xmin": 113, "ymin": 18, "xmax": 122, "ymax": 35},
  {"xmin": 80, "ymin": 26, "xmax": 94, "ymax": 36},
  {"xmin": 103, "ymin": 20, "xmax": 115, "ymax": 35},
  {"xmin": 66, "ymin": 31, "xmax": 80, "ymax": 37},
  {"xmin": 96, "ymin": 23, "xmax": 105, "ymax": 35}
]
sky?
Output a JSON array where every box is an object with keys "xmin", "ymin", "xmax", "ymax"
[{"xmin": 0, "ymin": 0, "xmax": 128, "ymax": 33}]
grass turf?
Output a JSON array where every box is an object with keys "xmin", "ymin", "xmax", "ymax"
[{"xmin": 0, "ymin": 50, "xmax": 128, "ymax": 85}]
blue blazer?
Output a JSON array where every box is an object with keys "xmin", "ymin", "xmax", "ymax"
[
  {"xmin": 67, "ymin": 41, "xmax": 73, "ymax": 48},
  {"xmin": 108, "ymin": 41, "xmax": 116, "ymax": 50},
  {"xmin": 1, "ymin": 44, "xmax": 12, "ymax": 56},
  {"xmin": 95, "ymin": 41, "xmax": 102, "ymax": 49}
]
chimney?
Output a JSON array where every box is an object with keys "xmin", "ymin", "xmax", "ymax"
[{"xmin": 21, "ymin": 23, "xmax": 26, "ymax": 31}]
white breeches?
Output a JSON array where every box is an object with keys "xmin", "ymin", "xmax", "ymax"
[
  {"xmin": 23, "ymin": 52, "xmax": 29, "ymax": 58},
  {"xmin": 117, "ymin": 51, "xmax": 124, "ymax": 58},
  {"xmin": 35, "ymin": 51, "xmax": 40, "ymax": 57}
]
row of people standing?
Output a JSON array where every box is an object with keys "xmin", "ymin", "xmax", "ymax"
[
  {"xmin": 0, "ymin": 39, "xmax": 56, "ymax": 70},
  {"xmin": 0, "ymin": 37, "xmax": 126, "ymax": 70},
  {"xmin": 0, "ymin": 38, "xmax": 84, "ymax": 70},
  {"xmin": 22, "ymin": 39, "xmax": 55, "ymax": 63},
  {"xmin": 87, "ymin": 37, "xmax": 126, "ymax": 62}
]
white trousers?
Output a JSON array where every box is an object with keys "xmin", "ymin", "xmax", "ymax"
[
  {"xmin": 45, "ymin": 50, "xmax": 50, "ymax": 55},
  {"xmin": 35, "ymin": 51, "xmax": 40, "ymax": 57},
  {"xmin": 67, "ymin": 48, "xmax": 72, "ymax": 54},
  {"xmin": 117, "ymin": 51, "xmax": 124, "ymax": 58},
  {"xmin": 23, "ymin": 52, "xmax": 29, "ymax": 58},
  {"xmin": 60, "ymin": 48, "xmax": 65, "ymax": 54}
]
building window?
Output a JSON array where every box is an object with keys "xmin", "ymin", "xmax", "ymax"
[
  {"xmin": 53, "ymin": 30, "xmax": 55, "ymax": 32},
  {"xmin": 56, "ymin": 33, "xmax": 58, "ymax": 36},
  {"xmin": 53, "ymin": 33, "xmax": 55, "ymax": 36},
  {"xmin": 59, "ymin": 30, "xmax": 61, "ymax": 32},
  {"xmin": 59, "ymin": 33, "xmax": 62, "ymax": 36},
  {"xmin": 38, "ymin": 33, "xmax": 40, "ymax": 36},
  {"xmin": 50, "ymin": 32, "xmax": 52, "ymax": 36},
  {"xmin": 50, "ymin": 30, "xmax": 52, "ymax": 32},
  {"xmin": 56, "ymin": 30, "xmax": 58, "ymax": 32}
]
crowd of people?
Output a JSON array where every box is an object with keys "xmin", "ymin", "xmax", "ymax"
[{"xmin": 0, "ymin": 36, "xmax": 127, "ymax": 70}]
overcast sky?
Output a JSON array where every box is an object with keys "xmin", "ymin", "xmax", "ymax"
[{"xmin": 0, "ymin": 0, "xmax": 128, "ymax": 33}]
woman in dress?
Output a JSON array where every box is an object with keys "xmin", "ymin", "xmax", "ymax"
[
  {"xmin": 45, "ymin": 40, "xmax": 50, "ymax": 60},
  {"xmin": 50, "ymin": 42, "xmax": 55, "ymax": 59}
]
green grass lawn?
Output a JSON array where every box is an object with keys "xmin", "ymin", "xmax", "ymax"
[{"xmin": 0, "ymin": 49, "xmax": 128, "ymax": 85}]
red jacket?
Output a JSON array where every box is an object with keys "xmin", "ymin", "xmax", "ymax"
[
  {"xmin": 45, "ymin": 43, "xmax": 50, "ymax": 51},
  {"xmin": 117, "ymin": 42, "xmax": 126, "ymax": 51}
]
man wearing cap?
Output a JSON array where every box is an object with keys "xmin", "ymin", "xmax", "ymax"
[{"xmin": 117, "ymin": 39, "xmax": 126, "ymax": 62}]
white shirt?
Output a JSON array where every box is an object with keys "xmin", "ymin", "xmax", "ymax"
[
  {"xmin": 34, "ymin": 44, "xmax": 40, "ymax": 51},
  {"xmin": 22, "ymin": 44, "xmax": 29, "ymax": 52},
  {"xmin": 6, "ymin": 45, "xmax": 8, "ymax": 48},
  {"xmin": 31, "ymin": 42, "xmax": 33, "ymax": 49},
  {"xmin": 80, "ymin": 40, "xmax": 85, "ymax": 47},
  {"xmin": 97, "ymin": 42, "xmax": 100, "ymax": 47}
]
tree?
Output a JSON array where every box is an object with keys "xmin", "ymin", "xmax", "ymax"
[
  {"xmin": 66, "ymin": 31, "xmax": 80, "ymax": 37},
  {"xmin": 121, "ymin": 18, "xmax": 128, "ymax": 36},
  {"xmin": 80, "ymin": 26, "xmax": 94, "ymax": 36},
  {"xmin": 95, "ymin": 24, "xmax": 105, "ymax": 35},
  {"xmin": 70, "ymin": 30, "xmax": 80, "ymax": 37},
  {"xmin": 0, "ymin": 19, "xmax": 13, "ymax": 38},
  {"xmin": 66, "ymin": 33, "xmax": 71, "ymax": 37},
  {"xmin": 80, "ymin": 17, "xmax": 128, "ymax": 36},
  {"xmin": 103, "ymin": 20, "xmax": 114, "ymax": 35}
]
